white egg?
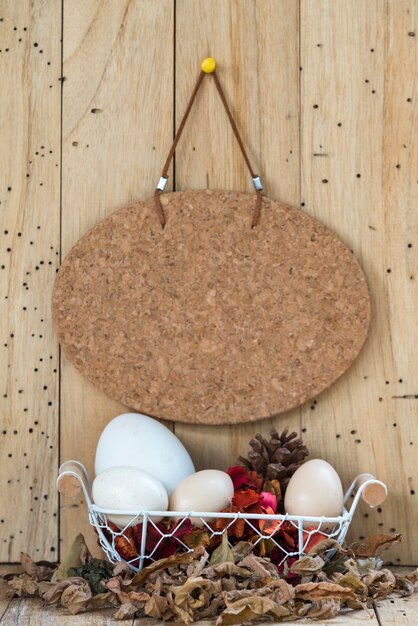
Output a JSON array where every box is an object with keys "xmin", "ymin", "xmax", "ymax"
[
  {"xmin": 169, "ymin": 470, "xmax": 234, "ymax": 527},
  {"xmin": 95, "ymin": 413, "xmax": 195, "ymax": 495},
  {"xmin": 284, "ymin": 459, "xmax": 344, "ymax": 524},
  {"xmin": 92, "ymin": 466, "xmax": 168, "ymax": 529}
]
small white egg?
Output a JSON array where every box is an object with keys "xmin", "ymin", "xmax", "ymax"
[
  {"xmin": 169, "ymin": 469, "xmax": 234, "ymax": 527},
  {"xmin": 95, "ymin": 413, "xmax": 195, "ymax": 495},
  {"xmin": 284, "ymin": 459, "xmax": 344, "ymax": 525},
  {"xmin": 92, "ymin": 466, "xmax": 168, "ymax": 529}
]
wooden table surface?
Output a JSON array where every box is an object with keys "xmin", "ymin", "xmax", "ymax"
[{"xmin": 1, "ymin": 566, "xmax": 417, "ymax": 626}]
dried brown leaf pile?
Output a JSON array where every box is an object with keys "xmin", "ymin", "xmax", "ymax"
[{"xmin": 4, "ymin": 533, "xmax": 417, "ymax": 623}]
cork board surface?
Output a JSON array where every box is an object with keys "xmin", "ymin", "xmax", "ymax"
[{"xmin": 52, "ymin": 190, "xmax": 371, "ymax": 425}]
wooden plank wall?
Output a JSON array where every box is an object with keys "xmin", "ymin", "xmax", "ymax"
[{"xmin": 0, "ymin": 0, "xmax": 417, "ymax": 565}]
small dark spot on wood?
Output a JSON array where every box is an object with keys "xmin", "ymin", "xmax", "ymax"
[
  {"xmin": 396, "ymin": 163, "xmax": 401, "ymax": 169},
  {"xmin": 91, "ymin": 108, "xmax": 102, "ymax": 114},
  {"xmin": 336, "ymin": 434, "xmax": 341, "ymax": 438},
  {"xmin": 356, "ymin": 173, "xmax": 361, "ymax": 178},
  {"xmin": 408, "ymin": 243, "xmax": 412, "ymax": 248},
  {"xmin": 313, "ymin": 104, "xmax": 319, "ymax": 109},
  {"xmin": 387, "ymin": 268, "xmax": 391, "ymax": 273},
  {"xmin": 408, "ymin": 31, "xmax": 415, "ymax": 37},
  {"xmin": 33, "ymin": 42, "xmax": 38, "ymax": 47},
  {"xmin": 322, "ymin": 179, "xmax": 328, "ymax": 184}
]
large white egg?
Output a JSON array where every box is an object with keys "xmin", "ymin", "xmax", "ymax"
[
  {"xmin": 169, "ymin": 470, "xmax": 234, "ymax": 527},
  {"xmin": 284, "ymin": 459, "xmax": 344, "ymax": 522},
  {"xmin": 95, "ymin": 413, "xmax": 195, "ymax": 495},
  {"xmin": 92, "ymin": 466, "xmax": 168, "ymax": 528}
]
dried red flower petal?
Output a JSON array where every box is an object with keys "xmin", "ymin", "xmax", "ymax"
[
  {"xmin": 226, "ymin": 466, "xmax": 264, "ymax": 492},
  {"xmin": 304, "ymin": 528, "xmax": 327, "ymax": 554},
  {"xmin": 259, "ymin": 507, "xmax": 281, "ymax": 535},
  {"xmin": 232, "ymin": 488, "xmax": 260, "ymax": 509},
  {"xmin": 227, "ymin": 466, "xmax": 249, "ymax": 490},
  {"xmin": 259, "ymin": 491, "xmax": 278, "ymax": 513},
  {"xmin": 114, "ymin": 527, "xmax": 139, "ymax": 563}
]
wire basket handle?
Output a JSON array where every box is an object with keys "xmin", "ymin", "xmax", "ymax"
[
  {"xmin": 345, "ymin": 473, "xmax": 387, "ymax": 517},
  {"xmin": 57, "ymin": 460, "xmax": 93, "ymax": 506}
]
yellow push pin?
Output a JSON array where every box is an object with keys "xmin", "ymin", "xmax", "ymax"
[{"xmin": 201, "ymin": 57, "xmax": 216, "ymax": 74}]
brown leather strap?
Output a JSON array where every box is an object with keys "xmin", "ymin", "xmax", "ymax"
[{"xmin": 154, "ymin": 68, "xmax": 263, "ymax": 227}]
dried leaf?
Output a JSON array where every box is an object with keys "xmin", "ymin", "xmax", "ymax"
[
  {"xmin": 349, "ymin": 534, "xmax": 401, "ymax": 558},
  {"xmin": 144, "ymin": 593, "xmax": 168, "ymax": 618},
  {"xmin": 8, "ymin": 573, "xmax": 40, "ymax": 597},
  {"xmin": 295, "ymin": 581, "xmax": 356, "ymax": 602},
  {"xmin": 167, "ymin": 590, "xmax": 194, "ymax": 624},
  {"xmin": 20, "ymin": 553, "xmax": 54, "ymax": 582},
  {"xmin": 60, "ymin": 580, "xmax": 93, "ymax": 614},
  {"xmin": 290, "ymin": 555, "xmax": 325, "ymax": 575},
  {"xmin": 363, "ymin": 568, "xmax": 396, "ymax": 598},
  {"xmin": 210, "ymin": 533, "xmax": 234, "ymax": 565},
  {"xmin": 307, "ymin": 537, "xmax": 347, "ymax": 557},
  {"xmin": 238, "ymin": 555, "xmax": 278, "ymax": 581},
  {"xmin": 308, "ymin": 598, "xmax": 341, "ymax": 619},
  {"xmin": 41, "ymin": 577, "xmax": 88, "ymax": 606},
  {"xmin": 231, "ymin": 541, "xmax": 253, "ymax": 561},
  {"xmin": 52, "ymin": 534, "xmax": 90, "ymax": 583},
  {"xmin": 203, "ymin": 562, "xmax": 252, "ymax": 579},
  {"xmin": 186, "ymin": 550, "xmax": 210, "ymax": 577},
  {"xmin": 394, "ymin": 570, "xmax": 418, "ymax": 597},
  {"xmin": 334, "ymin": 572, "xmax": 368, "ymax": 599},
  {"xmin": 113, "ymin": 601, "xmax": 138, "ymax": 619},
  {"xmin": 183, "ymin": 527, "xmax": 211, "ymax": 549},
  {"xmin": 88, "ymin": 591, "xmax": 118, "ymax": 610},
  {"xmin": 129, "ymin": 549, "xmax": 201, "ymax": 587},
  {"xmin": 217, "ymin": 596, "xmax": 292, "ymax": 625}
]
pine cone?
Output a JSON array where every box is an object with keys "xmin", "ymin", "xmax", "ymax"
[{"xmin": 239, "ymin": 427, "xmax": 309, "ymax": 497}]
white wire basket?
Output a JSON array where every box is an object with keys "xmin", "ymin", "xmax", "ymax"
[{"xmin": 57, "ymin": 461, "xmax": 387, "ymax": 574}]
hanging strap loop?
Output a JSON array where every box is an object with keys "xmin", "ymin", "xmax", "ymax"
[{"xmin": 154, "ymin": 60, "xmax": 263, "ymax": 228}]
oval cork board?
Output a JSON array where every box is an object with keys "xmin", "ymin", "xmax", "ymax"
[{"xmin": 52, "ymin": 190, "xmax": 371, "ymax": 425}]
